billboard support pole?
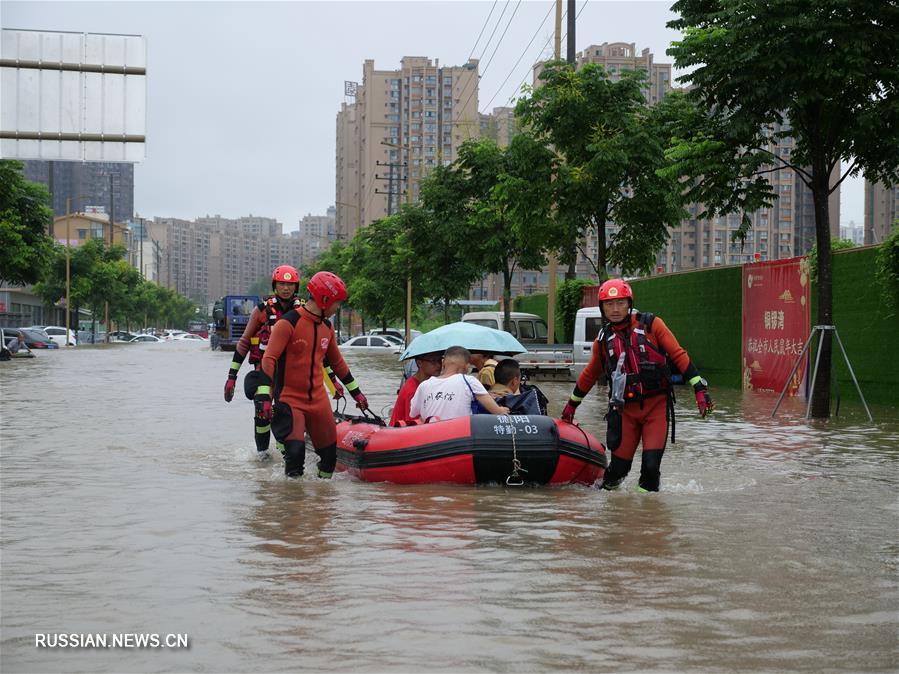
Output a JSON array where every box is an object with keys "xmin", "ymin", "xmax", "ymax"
[{"xmin": 771, "ymin": 325, "xmax": 872, "ymax": 422}]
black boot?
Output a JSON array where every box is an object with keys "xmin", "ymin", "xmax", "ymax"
[
  {"xmin": 254, "ymin": 426, "xmax": 271, "ymax": 454},
  {"xmin": 638, "ymin": 449, "xmax": 664, "ymax": 492},
  {"xmin": 283, "ymin": 440, "xmax": 306, "ymax": 478},
  {"xmin": 315, "ymin": 443, "xmax": 337, "ymax": 479},
  {"xmin": 600, "ymin": 455, "xmax": 633, "ymax": 491}
]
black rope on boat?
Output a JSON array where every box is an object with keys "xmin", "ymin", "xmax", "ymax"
[{"xmin": 506, "ymin": 425, "xmax": 527, "ymax": 486}]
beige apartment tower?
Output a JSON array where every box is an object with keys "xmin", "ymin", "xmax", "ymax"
[
  {"xmin": 336, "ymin": 56, "xmax": 480, "ymax": 237},
  {"xmin": 865, "ymin": 180, "xmax": 899, "ymax": 244}
]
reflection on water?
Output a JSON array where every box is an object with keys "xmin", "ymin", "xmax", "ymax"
[{"xmin": 1, "ymin": 346, "xmax": 897, "ymax": 672}]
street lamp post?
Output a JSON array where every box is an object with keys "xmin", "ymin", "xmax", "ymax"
[{"xmin": 380, "ymin": 140, "xmax": 413, "ymax": 346}]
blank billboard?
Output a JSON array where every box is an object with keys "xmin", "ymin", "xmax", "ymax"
[{"xmin": 0, "ymin": 28, "xmax": 146, "ymax": 162}]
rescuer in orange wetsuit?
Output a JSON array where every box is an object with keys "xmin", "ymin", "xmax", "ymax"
[
  {"xmin": 560, "ymin": 279, "xmax": 714, "ymax": 492},
  {"xmin": 223, "ymin": 265, "xmax": 344, "ymax": 457},
  {"xmin": 258, "ymin": 271, "xmax": 369, "ymax": 478}
]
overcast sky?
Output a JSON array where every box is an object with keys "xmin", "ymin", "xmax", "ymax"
[{"xmin": 5, "ymin": 0, "xmax": 864, "ymax": 232}]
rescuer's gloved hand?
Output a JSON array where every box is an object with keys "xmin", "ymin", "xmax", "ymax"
[
  {"xmin": 224, "ymin": 376, "xmax": 236, "ymax": 403},
  {"xmin": 331, "ymin": 377, "xmax": 345, "ymax": 399},
  {"xmin": 350, "ymin": 389, "xmax": 369, "ymax": 411},
  {"xmin": 561, "ymin": 399, "xmax": 579, "ymax": 423},
  {"xmin": 254, "ymin": 392, "xmax": 273, "ymax": 421},
  {"xmin": 693, "ymin": 380, "xmax": 713, "ymax": 418}
]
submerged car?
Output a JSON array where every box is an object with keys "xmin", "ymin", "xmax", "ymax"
[
  {"xmin": 8, "ymin": 328, "xmax": 59, "ymax": 349},
  {"xmin": 128, "ymin": 334, "xmax": 164, "ymax": 343},
  {"xmin": 340, "ymin": 335, "xmax": 403, "ymax": 353}
]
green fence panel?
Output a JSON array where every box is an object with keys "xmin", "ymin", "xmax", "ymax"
[
  {"xmin": 629, "ymin": 266, "xmax": 744, "ymax": 389},
  {"xmin": 513, "ymin": 293, "xmax": 566, "ymax": 341},
  {"xmin": 809, "ymin": 247, "xmax": 899, "ymax": 407}
]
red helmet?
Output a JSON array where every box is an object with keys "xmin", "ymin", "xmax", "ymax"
[
  {"xmin": 272, "ymin": 265, "xmax": 300, "ymax": 290},
  {"xmin": 307, "ymin": 271, "xmax": 347, "ymax": 311},
  {"xmin": 598, "ymin": 278, "xmax": 633, "ymax": 302}
]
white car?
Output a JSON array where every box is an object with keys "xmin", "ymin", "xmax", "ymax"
[
  {"xmin": 173, "ymin": 333, "xmax": 207, "ymax": 341},
  {"xmin": 129, "ymin": 334, "xmax": 164, "ymax": 343},
  {"xmin": 340, "ymin": 335, "xmax": 402, "ymax": 353},
  {"xmin": 27, "ymin": 325, "xmax": 77, "ymax": 347}
]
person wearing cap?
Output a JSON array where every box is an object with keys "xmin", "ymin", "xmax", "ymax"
[
  {"xmin": 560, "ymin": 278, "xmax": 714, "ymax": 492},
  {"xmin": 259, "ymin": 271, "xmax": 369, "ymax": 478}
]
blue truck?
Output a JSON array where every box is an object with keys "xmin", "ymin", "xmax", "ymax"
[{"xmin": 212, "ymin": 295, "xmax": 259, "ymax": 351}]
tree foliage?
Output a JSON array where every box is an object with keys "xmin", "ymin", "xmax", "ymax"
[
  {"xmin": 875, "ymin": 222, "xmax": 899, "ymax": 317},
  {"xmin": 0, "ymin": 160, "xmax": 55, "ymax": 286},
  {"xmin": 666, "ymin": 0, "xmax": 899, "ymax": 417},
  {"xmin": 516, "ymin": 61, "xmax": 687, "ymax": 277}
]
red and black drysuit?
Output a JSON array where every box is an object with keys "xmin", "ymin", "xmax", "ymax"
[
  {"xmin": 571, "ymin": 311, "xmax": 703, "ymax": 492},
  {"xmin": 260, "ymin": 306, "xmax": 361, "ymax": 477}
]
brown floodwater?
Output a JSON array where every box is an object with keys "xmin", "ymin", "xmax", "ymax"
[{"xmin": 1, "ymin": 344, "xmax": 897, "ymax": 673}]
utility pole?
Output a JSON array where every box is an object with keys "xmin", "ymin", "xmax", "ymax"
[{"xmin": 546, "ymin": 0, "xmax": 564, "ymax": 345}]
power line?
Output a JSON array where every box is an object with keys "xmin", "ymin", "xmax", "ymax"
[
  {"xmin": 482, "ymin": 1, "xmax": 554, "ymax": 112},
  {"xmin": 468, "ymin": 0, "xmax": 500, "ymax": 61},
  {"xmin": 458, "ymin": 0, "xmax": 524, "ymax": 137},
  {"xmin": 502, "ymin": 0, "xmax": 589, "ymax": 108},
  {"xmin": 452, "ymin": 0, "xmax": 513, "ymax": 134}
]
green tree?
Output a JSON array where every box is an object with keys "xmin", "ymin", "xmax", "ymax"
[
  {"xmin": 417, "ymin": 171, "xmax": 489, "ymax": 323},
  {"xmin": 515, "ymin": 61, "xmax": 687, "ymax": 278},
  {"xmin": 457, "ymin": 136, "xmax": 556, "ymax": 331},
  {"xmin": 0, "ymin": 160, "xmax": 55, "ymax": 286},
  {"xmin": 667, "ymin": 0, "xmax": 899, "ymax": 417}
]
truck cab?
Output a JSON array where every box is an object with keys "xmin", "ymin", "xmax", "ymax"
[
  {"xmin": 213, "ymin": 295, "xmax": 260, "ymax": 351},
  {"xmin": 461, "ymin": 311, "xmax": 549, "ymax": 344}
]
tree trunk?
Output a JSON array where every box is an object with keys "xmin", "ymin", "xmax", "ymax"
[
  {"xmin": 443, "ymin": 299, "xmax": 450, "ymax": 325},
  {"xmin": 502, "ymin": 264, "xmax": 513, "ymax": 333},
  {"xmin": 597, "ymin": 216, "xmax": 608, "ymax": 279},
  {"xmin": 810, "ymin": 160, "xmax": 833, "ymax": 418}
]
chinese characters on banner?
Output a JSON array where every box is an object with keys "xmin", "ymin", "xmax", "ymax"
[{"xmin": 742, "ymin": 256, "xmax": 811, "ymax": 395}]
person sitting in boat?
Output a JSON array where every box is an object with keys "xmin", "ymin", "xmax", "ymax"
[
  {"xmin": 389, "ymin": 351, "xmax": 444, "ymax": 426},
  {"xmin": 410, "ymin": 345, "xmax": 510, "ymax": 422},
  {"xmin": 489, "ymin": 359, "xmax": 542, "ymax": 416},
  {"xmin": 469, "ymin": 352, "xmax": 498, "ymax": 387}
]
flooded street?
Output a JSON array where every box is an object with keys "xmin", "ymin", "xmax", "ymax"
[{"xmin": 1, "ymin": 344, "xmax": 897, "ymax": 673}]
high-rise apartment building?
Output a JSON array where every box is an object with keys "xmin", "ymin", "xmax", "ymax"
[
  {"xmin": 23, "ymin": 160, "xmax": 134, "ymax": 228},
  {"xmin": 147, "ymin": 214, "xmax": 307, "ymax": 305},
  {"xmin": 295, "ymin": 206, "xmax": 338, "ymax": 262},
  {"xmin": 575, "ymin": 42, "xmax": 672, "ymax": 104},
  {"xmin": 864, "ymin": 180, "xmax": 899, "ymax": 244},
  {"xmin": 480, "ymin": 107, "xmax": 518, "ymax": 148},
  {"xmin": 335, "ymin": 56, "xmax": 480, "ymax": 237}
]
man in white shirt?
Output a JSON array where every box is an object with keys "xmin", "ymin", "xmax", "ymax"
[{"xmin": 410, "ymin": 346, "xmax": 510, "ymax": 422}]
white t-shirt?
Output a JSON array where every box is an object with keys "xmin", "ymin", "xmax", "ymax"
[{"xmin": 409, "ymin": 373, "xmax": 488, "ymax": 422}]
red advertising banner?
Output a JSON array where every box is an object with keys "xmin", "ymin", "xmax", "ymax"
[{"xmin": 742, "ymin": 256, "xmax": 811, "ymax": 395}]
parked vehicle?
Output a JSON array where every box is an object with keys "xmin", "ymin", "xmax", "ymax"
[
  {"xmin": 173, "ymin": 333, "xmax": 207, "ymax": 341},
  {"xmin": 129, "ymin": 334, "xmax": 164, "ymax": 343},
  {"xmin": 461, "ymin": 308, "xmax": 604, "ymax": 381},
  {"xmin": 368, "ymin": 328, "xmax": 422, "ymax": 343},
  {"xmin": 26, "ymin": 325, "xmax": 77, "ymax": 347},
  {"xmin": 109, "ymin": 331, "xmax": 138, "ymax": 343},
  {"xmin": 340, "ymin": 335, "xmax": 402, "ymax": 353},
  {"xmin": 461, "ymin": 311, "xmax": 549, "ymax": 344},
  {"xmin": 7, "ymin": 328, "xmax": 59, "ymax": 349},
  {"xmin": 187, "ymin": 319, "xmax": 209, "ymax": 338},
  {"xmin": 212, "ymin": 295, "xmax": 259, "ymax": 351}
]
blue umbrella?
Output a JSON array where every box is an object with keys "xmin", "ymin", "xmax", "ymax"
[{"xmin": 400, "ymin": 321, "xmax": 527, "ymax": 360}]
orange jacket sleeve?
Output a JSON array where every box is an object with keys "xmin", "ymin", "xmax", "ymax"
[
  {"xmin": 261, "ymin": 318, "xmax": 291, "ymax": 381},
  {"xmin": 573, "ymin": 339, "xmax": 605, "ymax": 399}
]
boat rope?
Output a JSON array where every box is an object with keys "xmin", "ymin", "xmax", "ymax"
[{"xmin": 506, "ymin": 424, "xmax": 527, "ymax": 486}]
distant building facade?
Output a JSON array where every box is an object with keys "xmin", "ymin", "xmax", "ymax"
[
  {"xmin": 865, "ymin": 180, "xmax": 899, "ymax": 244},
  {"xmin": 480, "ymin": 107, "xmax": 517, "ymax": 148},
  {"xmin": 335, "ymin": 56, "xmax": 481, "ymax": 237},
  {"xmin": 23, "ymin": 160, "xmax": 134, "ymax": 228}
]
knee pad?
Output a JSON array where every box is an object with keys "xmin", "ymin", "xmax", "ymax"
[
  {"xmin": 602, "ymin": 455, "xmax": 633, "ymax": 490},
  {"xmin": 315, "ymin": 443, "xmax": 337, "ymax": 475},
  {"xmin": 283, "ymin": 440, "xmax": 306, "ymax": 478},
  {"xmin": 638, "ymin": 449, "xmax": 665, "ymax": 492}
]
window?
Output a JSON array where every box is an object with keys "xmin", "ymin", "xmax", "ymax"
[
  {"xmin": 535, "ymin": 321, "xmax": 548, "ymax": 339},
  {"xmin": 370, "ymin": 337, "xmax": 389, "ymax": 347},
  {"xmin": 466, "ymin": 319, "xmax": 498, "ymax": 330}
]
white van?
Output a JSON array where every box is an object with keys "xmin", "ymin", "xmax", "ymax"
[
  {"xmin": 461, "ymin": 311, "xmax": 548, "ymax": 344},
  {"xmin": 571, "ymin": 306, "xmax": 604, "ymax": 379}
]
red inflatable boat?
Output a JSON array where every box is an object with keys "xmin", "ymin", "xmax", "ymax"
[{"xmin": 335, "ymin": 414, "xmax": 607, "ymax": 486}]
